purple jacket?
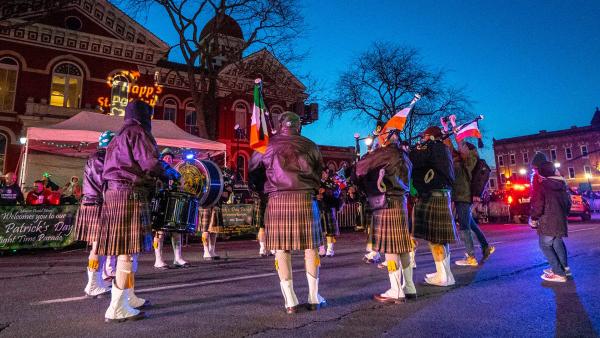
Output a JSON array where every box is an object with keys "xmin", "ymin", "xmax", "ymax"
[
  {"xmin": 102, "ymin": 120, "xmax": 167, "ymax": 191},
  {"xmin": 249, "ymin": 132, "xmax": 323, "ymax": 195},
  {"xmin": 81, "ymin": 148, "xmax": 106, "ymax": 204}
]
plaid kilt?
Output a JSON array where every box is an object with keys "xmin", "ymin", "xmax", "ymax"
[
  {"xmin": 198, "ymin": 207, "xmax": 223, "ymax": 233},
  {"xmin": 73, "ymin": 204, "xmax": 102, "ymax": 243},
  {"xmin": 371, "ymin": 197, "xmax": 413, "ymax": 254},
  {"xmin": 412, "ymin": 193, "xmax": 457, "ymax": 244},
  {"xmin": 265, "ymin": 192, "xmax": 323, "ymax": 251},
  {"xmin": 96, "ymin": 189, "xmax": 151, "ymax": 256},
  {"xmin": 321, "ymin": 207, "xmax": 340, "ymax": 236}
]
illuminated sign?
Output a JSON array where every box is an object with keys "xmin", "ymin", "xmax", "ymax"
[{"xmin": 97, "ymin": 71, "xmax": 163, "ymax": 116}]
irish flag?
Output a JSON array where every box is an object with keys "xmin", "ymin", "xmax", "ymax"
[
  {"xmin": 455, "ymin": 121, "xmax": 482, "ymax": 143},
  {"xmin": 250, "ymin": 79, "xmax": 269, "ymax": 153},
  {"xmin": 378, "ymin": 94, "xmax": 421, "ymax": 145}
]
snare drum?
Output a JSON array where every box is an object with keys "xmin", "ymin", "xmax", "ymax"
[{"xmin": 151, "ymin": 190, "xmax": 199, "ymax": 233}]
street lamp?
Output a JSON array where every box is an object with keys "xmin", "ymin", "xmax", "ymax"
[
  {"xmin": 519, "ymin": 168, "xmax": 527, "ymax": 176},
  {"xmin": 554, "ymin": 162, "xmax": 561, "ymax": 168},
  {"xmin": 19, "ymin": 137, "xmax": 27, "ymax": 145},
  {"xmin": 364, "ymin": 136, "xmax": 374, "ymax": 152}
]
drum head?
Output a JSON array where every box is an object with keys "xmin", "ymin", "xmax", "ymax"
[{"xmin": 175, "ymin": 159, "xmax": 224, "ymax": 208}]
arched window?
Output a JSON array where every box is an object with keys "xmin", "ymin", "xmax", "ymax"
[
  {"xmin": 50, "ymin": 62, "xmax": 83, "ymax": 108},
  {"xmin": 163, "ymin": 98, "xmax": 177, "ymax": 123},
  {"xmin": 185, "ymin": 102, "xmax": 198, "ymax": 135},
  {"xmin": 234, "ymin": 102, "xmax": 248, "ymax": 139},
  {"xmin": 109, "ymin": 74, "xmax": 129, "ymax": 116},
  {"xmin": 236, "ymin": 154, "xmax": 246, "ymax": 181},
  {"xmin": 0, "ymin": 57, "xmax": 18, "ymax": 112},
  {"xmin": 0, "ymin": 133, "xmax": 6, "ymax": 174},
  {"xmin": 270, "ymin": 107, "xmax": 283, "ymax": 132}
]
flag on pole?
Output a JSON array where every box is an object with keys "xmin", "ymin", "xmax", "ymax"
[
  {"xmin": 377, "ymin": 93, "xmax": 421, "ymax": 145},
  {"xmin": 249, "ymin": 79, "xmax": 269, "ymax": 154},
  {"xmin": 455, "ymin": 121, "xmax": 482, "ymax": 143}
]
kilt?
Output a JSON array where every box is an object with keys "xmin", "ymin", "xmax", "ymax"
[
  {"xmin": 265, "ymin": 192, "xmax": 323, "ymax": 251},
  {"xmin": 199, "ymin": 207, "xmax": 223, "ymax": 233},
  {"xmin": 371, "ymin": 197, "xmax": 413, "ymax": 254},
  {"xmin": 96, "ymin": 189, "xmax": 151, "ymax": 256},
  {"xmin": 412, "ymin": 192, "xmax": 457, "ymax": 244},
  {"xmin": 73, "ymin": 204, "xmax": 102, "ymax": 243},
  {"xmin": 321, "ymin": 207, "xmax": 340, "ymax": 236}
]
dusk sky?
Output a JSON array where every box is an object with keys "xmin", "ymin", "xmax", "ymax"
[{"xmin": 133, "ymin": 0, "xmax": 600, "ymax": 162}]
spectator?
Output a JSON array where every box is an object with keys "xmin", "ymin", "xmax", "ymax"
[
  {"xmin": 0, "ymin": 172, "xmax": 25, "ymax": 205},
  {"xmin": 41, "ymin": 172, "xmax": 60, "ymax": 191},
  {"xmin": 61, "ymin": 176, "xmax": 82, "ymax": 204},
  {"xmin": 530, "ymin": 161, "xmax": 572, "ymax": 283},
  {"xmin": 26, "ymin": 180, "xmax": 51, "ymax": 205}
]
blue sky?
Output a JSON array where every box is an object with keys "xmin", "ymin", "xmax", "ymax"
[{"xmin": 135, "ymin": 0, "xmax": 600, "ymax": 162}]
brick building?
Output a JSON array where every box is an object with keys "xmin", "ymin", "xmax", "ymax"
[
  {"xmin": 493, "ymin": 108, "xmax": 600, "ymax": 191},
  {"xmin": 0, "ymin": 0, "xmax": 351, "ymax": 184}
]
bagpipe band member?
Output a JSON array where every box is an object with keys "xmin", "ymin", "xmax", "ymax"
[
  {"xmin": 409, "ymin": 126, "xmax": 458, "ymax": 287},
  {"xmin": 355, "ymin": 131, "xmax": 416, "ymax": 302},
  {"xmin": 318, "ymin": 170, "xmax": 341, "ymax": 257},
  {"xmin": 249, "ymin": 112, "xmax": 326, "ymax": 314},
  {"xmin": 199, "ymin": 184, "xmax": 231, "ymax": 260},
  {"xmin": 72, "ymin": 130, "xmax": 115, "ymax": 298},
  {"xmin": 153, "ymin": 147, "xmax": 189, "ymax": 269},
  {"xmin": 249, "ymin": 166, "xmax": 272, "ymax": 257},
  {"xmin": 97, "ymin": 100, "xmax": 168, "ymax": 322}
]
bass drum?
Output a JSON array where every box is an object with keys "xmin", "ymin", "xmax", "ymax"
[{"xmin": 175, "ymin": 159, "xmax": 224, "ymax": 208}]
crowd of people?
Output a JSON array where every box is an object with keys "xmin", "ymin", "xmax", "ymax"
[
  {"xmin": 0, "ymin": 171, "xmax": 82, "ymax": 206},
  {"xmin": 3, "ymin": 99, "xmax": 576, "ymax": 322}
]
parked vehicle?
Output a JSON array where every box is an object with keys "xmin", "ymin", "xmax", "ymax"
[{"xmin": 569, "ymin": 192, "xmax": 592, "ymax": 221}]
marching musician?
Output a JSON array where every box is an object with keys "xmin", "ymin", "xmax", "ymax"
[
  {"xmin": 72, "ymin": 130, "xmax": 114, "ymax": 298},
  {"xmin": 355, "ymin": 129, "xmax": 417, "ymax": 302},
  {"xmin": 249, "ymin": 112, "xmax": 326, "ymax": 314},
  {"xmin": 409, "ymin": 126, "xmax": 458, "ymax": 287},
  {"xmin": 248, "ymin": 162, "xmax": 271, "ymax": 257},
  {"xmin": 97, "ymin": 100, "xmax": 168, "ymax": 322},
  {"xmin": 318, "ymin": 169, "xmax": 341, "ymax": 257},
  {"xmin": 153, "ymin": 148, "xmax": 190, "ymax": 269},
  {"xmin": 200, "ymin": 183, "xmax": 230, "ymax": 260}
]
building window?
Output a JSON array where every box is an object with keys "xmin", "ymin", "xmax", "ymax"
[
  {"xmin": 50, "ymin": 62, "xmax": 83, "ymax": 108},
  {"xmin": 565, "ymin": 147, "xmax": 572, "ymax": 160},
  {"xmin": 163, "ymin": 98, "xmax": 177, "ymax": 123},
  {"xmin": 550, "ymin": 149, "xmax": 557, "ymax": 161},
  {"xmin": 270, "ymin": 107, "xmax": 283, "ymax": 132},
  {"xmin": 236, "ymin": 154, "xmax": 246, "ymax": 181},
  {"xmin": 584, "ymin": 166, "xmax": 592, "ymax": 176},
  {"xmin": 109, "ymin": 74, "xmax": 129, "ymax": 116},
  {"xmin": 0, "ymin": 132, "xmax": 6, "ymax": 173},
  {"xmin": 489, "ymin": 178, "xmax": 496, "ymax": 189},
  {"xmin": 581, "ymin": 145, "xmax": 588, "ymax": 158},
  {"xmin": 234, "ymin": 102, "xmax": 249, "ymax": 139},
  {"xmin": 0, "ymin": 57, "xmax": 18, "ymax": 112},
  {"xmin": 498, "ymin": 155, "xmax": 504, "ymax": 167},
  {"xmin": 500, "ymin": 175, "xmax": 506, "ymax": 184},
  {"xmin": 567, "ymin": 167, "xmax": 575, "ymax": 179},
  {"xmin": 522, "ymin": 152, "xmax": 529, "ymax": 164},
  {"xmin": 185, "ymin": 102, "xmax": 199, "ymax": 135},
  {"xmin": 509, "ymin": 154, "xmax": 516, "ymax": 165}
]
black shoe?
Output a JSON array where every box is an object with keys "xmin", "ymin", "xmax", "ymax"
[
  {"xmin": 285, "ymin": 306, "xmax": 298, "ymax": 314},
  {"xmin": 173, "ymin": 262, "xmax": 191, "ymax": 268},
  {"xmin": 153, "ymin": 265, "xmax": 170, "ymax": 270},
  {"xmin": 405, "ymin": 293, "xmax": 418, "ymax": 300},
  {"xmin": 105, "ymin": 311, "xmax": 147, "ymax": 323},
  {"xmin": 307, "ymin": 300, "xmax": 327, "ymax": 311}
]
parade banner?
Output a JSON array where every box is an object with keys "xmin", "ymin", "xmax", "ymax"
[
  {"xmin": 0, "ymin": 205, "xmax": 78, "ymax": 250},
  {"xmin": 220, "ymin": 204, "xmax": 256, "ymax": 238}
]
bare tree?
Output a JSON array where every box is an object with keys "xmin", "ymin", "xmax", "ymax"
[
  {"xmin": 327, "ymin": 42, "xmax": 472, "ymax": 142},
  {"xmin": 0, "ymin": 0, "xmax": 73, "ymax": 29},
  {"xmin": 119, "ymin": 0, "xmax": 305, "ymax": 139}
]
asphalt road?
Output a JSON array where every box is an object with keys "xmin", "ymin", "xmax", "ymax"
[{"xmin": 1, "ymin": 217, "xmax": 599, "ymax": 338}]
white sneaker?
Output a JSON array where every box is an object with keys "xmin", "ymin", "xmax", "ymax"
[{"xmin": 541, "ymin": 272, "xmax": 567, "ymax": 283}]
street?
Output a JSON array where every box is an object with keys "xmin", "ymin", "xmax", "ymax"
[{"xmin": 1, "ymin": 218, "xmax": 599, "ymax": 338}]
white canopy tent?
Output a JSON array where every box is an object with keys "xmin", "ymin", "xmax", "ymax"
[{"xmin": 19, "ymin": 111, "xmax": 226, "ymax": 188}]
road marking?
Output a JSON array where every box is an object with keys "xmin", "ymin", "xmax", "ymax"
[
  {"xmin": 32, "ymin": 269, "xmax": 305, "ymax": 306},
  {"xmin": 570, "ymin": 227, "xmax": 597, "ymax": 233}
]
